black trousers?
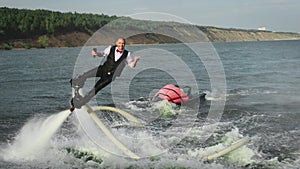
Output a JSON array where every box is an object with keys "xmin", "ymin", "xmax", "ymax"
[{"xmin": 76, "ymin": 66, "xmax": 113, "ymax": 106}]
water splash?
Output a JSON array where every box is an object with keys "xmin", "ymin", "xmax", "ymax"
[
  {"xmin": 0, "ymin": 104, "xmax": 291, "ymax": 168},
  {"xmin": 1, "ymin": 110, "xmax": 71, "ymax": 161},
  {"xmin": 151, "ymin": 100, "xmax": 177, "ymax": 117},
  {"xmin": 188, "ymin": 128, "xmax": 255, "ymax": 165}
]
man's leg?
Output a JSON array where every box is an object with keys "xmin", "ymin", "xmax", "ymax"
[
  {"xmin": 70, "ymin": 67, "xmax": 100, "ymax": 88},
  {"xmin": 71, "ymin": 75, "xmax": 113, "ymax": 108}
]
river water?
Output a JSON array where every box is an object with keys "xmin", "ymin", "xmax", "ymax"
[{"xmin": 0, "ymin": 40, "xmax": 299, "ymax": 168}]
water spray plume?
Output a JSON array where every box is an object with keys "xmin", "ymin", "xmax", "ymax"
[{"xmin": 2, "ymin": 110, "xmax": 71, "ymax": 161}]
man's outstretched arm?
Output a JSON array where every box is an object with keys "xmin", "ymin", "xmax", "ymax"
[
  {"xmin": 91, "ymin": 46, "xmax": 111, "ymax": 57},
  {"xmin": 129, "ymin": 56, "xmax": 140, "ymax": 68}
]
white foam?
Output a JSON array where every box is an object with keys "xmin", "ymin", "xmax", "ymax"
[
  {"xmin": 188, "ymin": 128, "xmax": 255, "ymax": 165},
  {"xmin": 1, "ymin": 110, "xmax": 71, "ymax": 161}
]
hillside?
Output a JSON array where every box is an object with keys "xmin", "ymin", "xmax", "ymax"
[
  {"xmin": 0, "ymin": 7, "xmax": 117, "ymax": 49},
  {"xmin": 1, "ymin": 7, "xmax": 300, "ymax": 49},
  {"xmin": 199, "ymin": 27, "xmax": 300, "ymax": 42}
]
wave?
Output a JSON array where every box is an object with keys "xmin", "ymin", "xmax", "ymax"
[
  {"xmin": 228, "ymin": 87, "xmax": 278, "ymax": 96},
  {"xmin": 0, "ymin": 102, "xmax": 299, "ymax": 169}
]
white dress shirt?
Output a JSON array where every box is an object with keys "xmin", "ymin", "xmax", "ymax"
[{"xmin": 100, "ymin": 45, "xmax": 134, "ymax": 65}]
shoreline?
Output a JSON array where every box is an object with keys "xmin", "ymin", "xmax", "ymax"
[
  {"xmin": 2, "ymin": 38, "xmax": 300, "ymax": 51},
  {"xmin": 2, "ymin": 32, "xmax": 300, "ymax": 50},
  {"xmin": 2, "ymin": 28, "xmax": 300, "ymax": 50}
]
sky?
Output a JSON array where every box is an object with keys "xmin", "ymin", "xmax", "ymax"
[{"xmin": 1, "ymin": 0, "xmax": 300, "ymax": 33}]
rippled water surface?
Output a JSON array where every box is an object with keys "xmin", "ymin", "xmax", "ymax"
[{"xmin": 0, "ymin": 40, "xmax": 299, "ymax": 168}]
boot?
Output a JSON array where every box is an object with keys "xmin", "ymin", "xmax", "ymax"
[{"xmin": 69, "ymin": 77, "xmax": 85, "ymax": 88}]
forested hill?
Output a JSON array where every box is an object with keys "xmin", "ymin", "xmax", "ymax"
[
  {"xmin": 0, "ymin": 7, "xmax": 117, "ymax": 40},
  {"xmin": 0, "ymin": 7, "xmax": 182, "ymax": 49},
  {"xmin": 1, "ymin": 7, "xmax": 300, "ymax": 49}
]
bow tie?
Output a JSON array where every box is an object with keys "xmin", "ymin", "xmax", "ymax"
[{"xmin": 116, "ymin": 49, "xmax": 123, "ymax": 53}]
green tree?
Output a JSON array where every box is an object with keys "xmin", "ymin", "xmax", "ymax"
[
  {"xmin": 0, "ymin": 7, "xmax": 118, "ymax": 40},
  {"xmin": 38, "ymin": 35, "xmax": 49, "ymax": 48}
]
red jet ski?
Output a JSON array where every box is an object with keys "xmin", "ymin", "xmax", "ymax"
[{"xmin": 152, "ymin": 84, "xmax": 206, "ymax": 107}]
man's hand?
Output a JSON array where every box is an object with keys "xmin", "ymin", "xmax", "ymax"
[
  {"xmin": 134, "ymin": 56, "xmax": 140, "ymax": 62},
  {"xmin": 130, "ymin": 56, "xmax": 140, "ymax": 68},
  {"xmin": 92, "ymin": 50, "xmax": 98, "ymax": 57}
]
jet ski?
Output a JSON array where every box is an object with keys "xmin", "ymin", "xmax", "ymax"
[{"xmin": 151, "ymin": 84, "xmax": 206, "ymax": 108}]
